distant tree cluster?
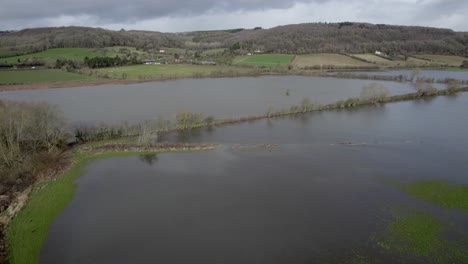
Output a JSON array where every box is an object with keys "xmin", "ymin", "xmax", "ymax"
[
  {"xmin": 462, "ymin": 60, "xmax": 468, "ymax": 68},
  {"xmin": 55, "ymin": 59, "xmax": 76, "ymax": 69},
  {"xmin": 83, "ymin": 56, "xmax": 140, "ymax": 68}
]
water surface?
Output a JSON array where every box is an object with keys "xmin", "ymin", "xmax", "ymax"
[
  {"xmin": 350, "ymin": 69, "xmax": 468, "ymax": 81},
  {"xmin": 40, "ymin": 93, "xmax": 468, "ymax": 264},
  {"xmin": 0, "ymin": 76, "xmax": 420, "ymax": 124}
]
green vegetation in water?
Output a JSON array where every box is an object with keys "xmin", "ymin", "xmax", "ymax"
[
  {"xmin": 0, "ymin": 69, "xmax": 96, "ymax": 85},
  {"xmin": 6, "ymin": 144, "xmax": 211, "ymax": 264},
  {"xmin": 378, "ymin": 210, "xmax": 467, "ymax": 263},
  {"xmin": 233, "ymin": 54, "xmax": 293, "ymax": 67},
  {"xmin": 400, "ymin": 179, "xmax": 468, "ymax": 212}
]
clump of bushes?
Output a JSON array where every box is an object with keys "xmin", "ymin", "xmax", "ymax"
[
  {"xmin": 0, "ymin": 101, "xmax": 69, "ymax": 193},
  {"xmin": 360, "ymin": 83, "xmax": 390, "ymax": 101}
]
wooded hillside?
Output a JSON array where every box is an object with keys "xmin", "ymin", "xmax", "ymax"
[{"xmin": 1, "ymin": 22, "xmax": 467, "ymax": 57}]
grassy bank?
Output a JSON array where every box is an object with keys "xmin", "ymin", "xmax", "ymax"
[
  {"xmin": 6, "ymin": 142, "xmax": 214, "ymax": 264},
  {"xmin": 232, "ymin": 54, "xmax": 293, "ymax": 67},
  {"xmin": 0, "ymin": 69, "xmax": 97, "ymax": 85}
]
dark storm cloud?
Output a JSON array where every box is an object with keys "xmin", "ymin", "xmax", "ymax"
[
  {"xmin": 2, "ymin": 0, "xmax": 313, "ymax": 22},
  {"xmin": 1, "ymin": 0, "xmax": 467, "ymax": 31}
]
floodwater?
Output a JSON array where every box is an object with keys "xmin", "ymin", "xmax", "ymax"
[
  {"xmin": 350, "ymin": 69, "xmax": 468, "ymax": 81},
  {"xmin": 0, "ymin": 76, "xmax": 423, "ymax": 124},
  {"xmin": 40, "ymin": 93, "xmax": 468, "ymax": 264}
]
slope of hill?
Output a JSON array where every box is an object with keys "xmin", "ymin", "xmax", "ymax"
[
  {"xmin": 1, "ymin": 23, "xmax": 467, "ymax": 57},
  {"xmin": 0, "ymin": 26, "xmax": 184, "ymax": 57}
]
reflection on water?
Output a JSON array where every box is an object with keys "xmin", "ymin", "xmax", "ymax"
[{"xmin": 138, "ymin": 153, "xmax": 158, "ymax": 165}]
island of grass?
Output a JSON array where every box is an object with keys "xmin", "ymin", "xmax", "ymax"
[
  {"xmin": 232, "ymin": 54, "xmax": 293, "ymax": 67},
  {"xmin": 400, "ymin": 179, "xmax": 468, "ymax": 212},
  {"xmin": 379, "ymin": 210, "xmax": 467, "ymax": 263}
]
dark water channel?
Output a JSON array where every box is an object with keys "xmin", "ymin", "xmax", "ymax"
[{"xmin": 40, "ymin": 93, "xmax": 468, "ymax": 263}]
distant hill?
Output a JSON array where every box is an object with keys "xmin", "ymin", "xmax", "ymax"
[
  {"xmin": 1, "ymin": 23, "xmax": 467, "ymax": 57},
  {"xmin": 0, "ymin": 27, "xmax": 183, "ymax": 57}
]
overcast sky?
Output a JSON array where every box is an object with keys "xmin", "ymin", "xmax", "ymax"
[{"xmin": 2, "ymin": 0, "xmax": 467, "ymax": 32}]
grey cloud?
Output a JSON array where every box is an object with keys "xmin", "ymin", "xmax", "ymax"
[
  {"xmin": 2, "ymin": 0, "xmax": 314, "ymax": 23},
  {"xmin": 1, "ymin": 0, "xmax": 467, "ymax": 31}
]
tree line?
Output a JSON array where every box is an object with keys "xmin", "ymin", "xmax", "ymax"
[{"xmin": 83, "ymin": 56, "xmax": 140, "ymax": 68}]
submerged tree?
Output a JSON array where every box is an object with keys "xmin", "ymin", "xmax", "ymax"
[{"xmin": 360, "ymin": 83, "xmax": 390, "ymax": 101}]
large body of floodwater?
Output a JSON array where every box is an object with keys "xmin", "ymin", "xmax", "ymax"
[
  {"xmin": 351, "ymin": 69, "xmax": 468, "ymax": 81},
  {"xmin": 40, "ymin": 93, "xmax": 468, "ymax": 264},
  {"xmin": 0, "ymin": 76, "xmax": 426, "ymax": 124}
]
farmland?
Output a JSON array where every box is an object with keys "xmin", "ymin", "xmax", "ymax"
[
  {"xmin": 416, "ymin": 55, "xmax": 467, "ymax": 67},
  {"xmin": 1, "ymin": 48, "xmax": 103, "ymax": 64},
  {"xmin": 0, "ymin": 69, "xmax": 97, "ymax": 85},
  {"xmin": 90, "ymin": 64, "xmax": 261, "ymax": 80},
  {"xmin": 0, "ymin": 47, "xmax": 162, "ymax": 65},
  {"xmin": 232, "ymin": 54, "xmax": 293, "ymax": 67},
  {"xmin": 292, "ymin": 53, "xmax": 375, "ymax": 69}
]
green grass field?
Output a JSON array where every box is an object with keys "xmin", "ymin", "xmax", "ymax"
[
  {"xmin": 417, "ymin": 55, "xmax": 466, "ymax": 67},
  {"xmin": 0, "ymin": 69, "xmax": 96, "ymax": 85},
  {"xmin": 1, "ymin": 47, "xmax": 159, "ymax": 64},
  {"xmin": 1, "ymin": 48, "xmax": 104, "ymax": 64},
  {"xmin": 93, "ymin": 64, "xmax": 257, "ymax": 80},
  {"xmin": 233, "ymin": 54, "xmax": 293, "ymax": 67}
]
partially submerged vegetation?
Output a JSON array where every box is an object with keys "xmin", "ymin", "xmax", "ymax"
[
  {"xmin": 400, "ymin": 179, "xmax": 468, "ymax": 212},
  {"xmin": 69, "ymin": 85, "xmax": 468, "ymax": 144},
  {"xmin": 379, "ymin": 210, "xmax": 467, "ymax": 263},
  {"xmin": 374, "ymin": 178, "xmax": 468, "ymax": 263}
]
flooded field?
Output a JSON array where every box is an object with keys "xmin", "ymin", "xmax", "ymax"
[
  {"xmin": 0, "ymin": 76, "xmax": 423, "ymax": 124},
  {"xmin": 350, "ymin": 69, "xmax": 468, "ymax": 81},
  {"xmin": 40, "ymin": 93, "xmax": 468, "ymax": 264}
]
